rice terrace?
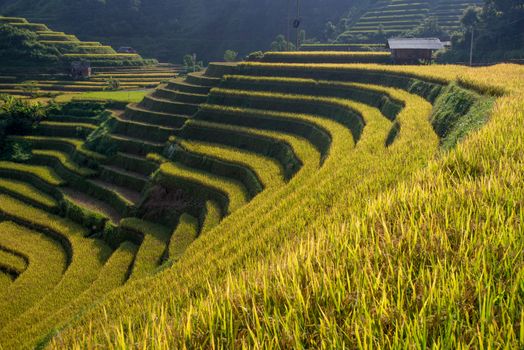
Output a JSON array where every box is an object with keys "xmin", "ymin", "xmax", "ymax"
[{"xmin": 0, "ymin": 0, "xmax": 522, "ymax": 348}]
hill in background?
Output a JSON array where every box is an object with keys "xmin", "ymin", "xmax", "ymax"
[
  {"xmin": 338, "ymin": 0, "xmax": 484, "ymax": 41},
  {"xmin": 0, "ymin": 0, "xmax": 356, "ymax": 62}
]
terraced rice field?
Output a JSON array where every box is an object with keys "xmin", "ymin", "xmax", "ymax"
[
  {"xmin": 340, "ymin": 0, "xmax": 484, "ymax": 39},
  {"xmin": 0, "ymin": 16, "xmax": 181, "ymax": 99},
  {"xmin": 0, "ymin": 65, "xmax": 181, "ymax": 101},
  {"xmin": 300, "ymin": 43, "xmax": 388, "ymax": 52},
  {"xmin": 0, "ymin": 51, "xmax": 522, "ymax": 348},
  {"xmin": 0, "ymin": 16, "xmax": 149, "ymax": 64}
]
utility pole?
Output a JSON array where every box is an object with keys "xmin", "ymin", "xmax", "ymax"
[
  {"xmin": 469, "ymin": 28, "xmax": 474, "ymax": 66},
  {"xmin": 296, "ymin": 0, "xmax": 300, "ymax": 50},
  {"xmin": 287, "ymin": 0, "xmax": 291, "ymax": 51}
]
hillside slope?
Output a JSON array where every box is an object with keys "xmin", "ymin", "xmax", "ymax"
[
  {"xmin": 0, "ymin": 0, "xmax": 358, "ymax": 61},
  {"xmin": 339, "ymin": 0, "xmax": 484, "ymax": 42},
  {"xmin": 46, "ymin": 63, "xmax": 522, "ymax": 349},
  {"xmin": 0, "ymin": 53, "xmax": 520, "ymax": 347}
]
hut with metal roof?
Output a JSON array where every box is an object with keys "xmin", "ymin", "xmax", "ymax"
[{"xmin": 387, "ymin": 38, "xmax": 444, "ymax": 64}]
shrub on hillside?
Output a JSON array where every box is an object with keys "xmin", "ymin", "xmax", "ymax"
[
  {"xmin": 246, "ymin": 51, "xmax": 264, "ymax": 61},
  {"xmin": 183, "ymin": 54, "xmax": 203, "ymax": 73},
  {"xmin": 0, "ymin": 95, "xmax": 48, "ymax": 159},
  {"xmin": 104, "ymin": 77, "xmax": 121, "ymax": 91},
  {"xmin": 0, "ymin": 24, "xmax": 60, "ymax": 64},
  {"xmin": 270, "ymin": 34, "xmax": 295, "ymax": 51},
  {"xmin": 223, "ymin": 50, "xmax": 238, "ymax": 62}
]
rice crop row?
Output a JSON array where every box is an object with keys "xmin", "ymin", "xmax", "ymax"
[
  {"xmin": 0, "ymin": 161, "xmax": 65, "ymax": 187},
  {"xmin": 48, "ymin": 64, "xmax": 523, "ymax": 349},
  {"xmin": 199, "ymin": 200, "xmax": 222, "ymax": 234},
  {"xmin": 120, "ymin": 218, "xmax": 171, "ymax": 280},
  {"xmin": 16, "ymin": 135, "xmax": 107, "ymax": 163},
  {"xmin": 16, "ymin": 241, "xmax": 137, "ymax": 349},
  {"xmin": 0, "ymin": 194, "xmax": 113, "ymax": 349},
  {"xmin": 239, "ymin": 62, "xmax": 523, "ymax": 96},
  {"xmin": 31, "ymin": 149, "xmax": 97, "ymax": 177},
  {"xmin": 262, "ymin": 51, "xmax": 391, "ymax": 64},
  {"xmin": 48, "ymin": 59, "xmax": 504, "ymax": 346},
  {"xmin": 168, "ymin": 213, "xmax": 199, "ymax": 261},
  {"xmin": 169, "ymin": 137, "xmax": 265, "ymax": 198},
  {"xmin": 183, "ymin": 119, "xmax": 314, "ymax": 180},
  {"xmin": 175, "ymin": 138, "xmax": 286, "ymax": 191},
  {"xmin": 0, "ymin": 247, "xmax": 27, "ymax": 275},
  {"xmin": 47, "ymin": 72, "xmax": 417, "ymax": 348},
  {"xmin": 0, "ymin": 178, "xmax": 58, "ymax": 212},
  {"xmin": 154, "ymin": 158, "xmax": 250, "ymax": 216},
  {"xmin": 0, "ymin": 221, "xmax": 67, "ymax": 328}
]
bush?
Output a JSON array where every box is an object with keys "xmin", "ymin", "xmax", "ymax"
[
  {"xmin": 223, "ymin": 50, "xmax": 238, "ymax": 62},
  {"xmin": 104, "ymin": 77, "xmax": 121, "ymax": 91},
  {"xmin": 246, "ymin": 51, "xmax": 264, "ymax": 61},
  {"xmin": 270, "ymin": 34, "xmax": 295, "ymax": 51},
  {"xmin": 0, "ymin": 24, "xmax": 60, "ymax": 64},
  {"xmin": 0, "ymin": 95, "xmax": 47, "ymax": 153},
  {"xmin": 183, "ymin": 54, "xmax": 203, "ymax": 73},
  {"xmin": 1, "ymin": 140, "xmax": 32, "ymax": 162}
]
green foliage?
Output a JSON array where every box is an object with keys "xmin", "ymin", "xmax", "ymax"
[
  {"xmin": 431, "ymin": 83, "xmax": 494, "ymax": 149},
  {"xmin": 246, "ymin": 51, "xmax": 264, "ymax": 61},
  {"xmin": 0, "ymin": 0, "xmax": 353, "ymax": 61},
  {"xmin": 1, "ymin": 140, "xmax": 32, "ymax": 162},
  {"xmin": 84, "ymin": 118, "xmax": 118, "ymax": 157},
  {"xmin": 270, "ymin": 34, "xmax": 295, "ymax": 52},
  {"xmin": 104, "ymin": 77, "xmax": 121, "ymax": 91},
  {"xmin": 183, "ymin": 54, "xmax": 203, "ymax": 73},
  {"xmin": 223, "ymin": 50, "xmax": 238, "ymax": 62},
  {"xmin": 323, "ymin": 21, "xmax": 337, "ymax": 41},
  {"xmin": 402, "ymin": 17, "xmax": 448, "ymax": 38},
  {"xmin": 461, "ymin": 6, "xmax": 481, "ymax": 28},
  {"xmin": 439, "ymin": 1, "xmax": 524, "ymax": 63},
  {"xmin": 0, "ymin": 24, "xmax": 59, "ymax": 64},
  {"xmin": 0, "ymin": 95, "xmax": 47, "ymax": 153}
]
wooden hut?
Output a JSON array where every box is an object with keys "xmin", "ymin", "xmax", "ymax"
[
  {"xmin": 387, "ymin": 38, "xmax": 444, "ymax": 64},
  {"xmin": 70, "ymin": 61, "xmax": 91, "ymax": 80}
]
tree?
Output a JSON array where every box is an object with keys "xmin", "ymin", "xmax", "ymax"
[
  {"xmin": 183, "ymin": 54, "xmax": 203, "ymax": 72},
  {"xmin": 223, "ymin": 50, "xmax": 238, "ymax": 62},
  {"xmin": 438, "ymin": 0, "xmax": 524, "ymax": 63},
  {"xmin": 104, "ymin": 77, "xmax": 121, "ymax": 91},
  {"xmin": 486, "ymin": 0, "xmax": 524, "ymax": 13},
  {"xmin": 461, "ymin": 6, "xmax": 481, "ymax": 65},
  {"xmin": 461, "ymin": 6, "xmax": 481, "ymax": 29},
  {"xmin": 0, "ymin": 95, "xmax": 47, "ymax": 154},
  {"xmin": 323, "ymin": 21, "xmax": 336, "ymax": 41},
  {"xmin": 271, "ymin": 34, "xmax": 296, "ymax": 51}
]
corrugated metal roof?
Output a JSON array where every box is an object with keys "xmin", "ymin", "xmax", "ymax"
[{"xmin": 388, "ymin": 38, "xmax": 444, "ymax": 50}]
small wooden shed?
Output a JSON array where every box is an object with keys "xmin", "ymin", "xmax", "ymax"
[
  {"xmin": 387, "ymin": 38, "xmax": 444, "ymax": 64},
  {"xmin": 70, "ymin": 61, "xmax": 91, "ymax": 80}
]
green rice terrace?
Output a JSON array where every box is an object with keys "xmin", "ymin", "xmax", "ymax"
[
  {"xmin": 339, "ymin": 0, "xmax": 484, "ymax": 40},
  {"xmin": 0, "ymin": 16, "xmax": 522, "ymax": 349},
  {"xmin": 0, "ymin": 16, "xmax": 181, "ymax": 102}
]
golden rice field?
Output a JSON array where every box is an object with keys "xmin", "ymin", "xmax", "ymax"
[{"xmin": 0, "ymin": 54, "xmax": 522, "ymax": 349}]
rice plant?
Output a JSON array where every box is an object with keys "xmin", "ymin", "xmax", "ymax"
[{"xmin": 46, "ymin": 64, "xmax": 523, "ymax": 349}]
